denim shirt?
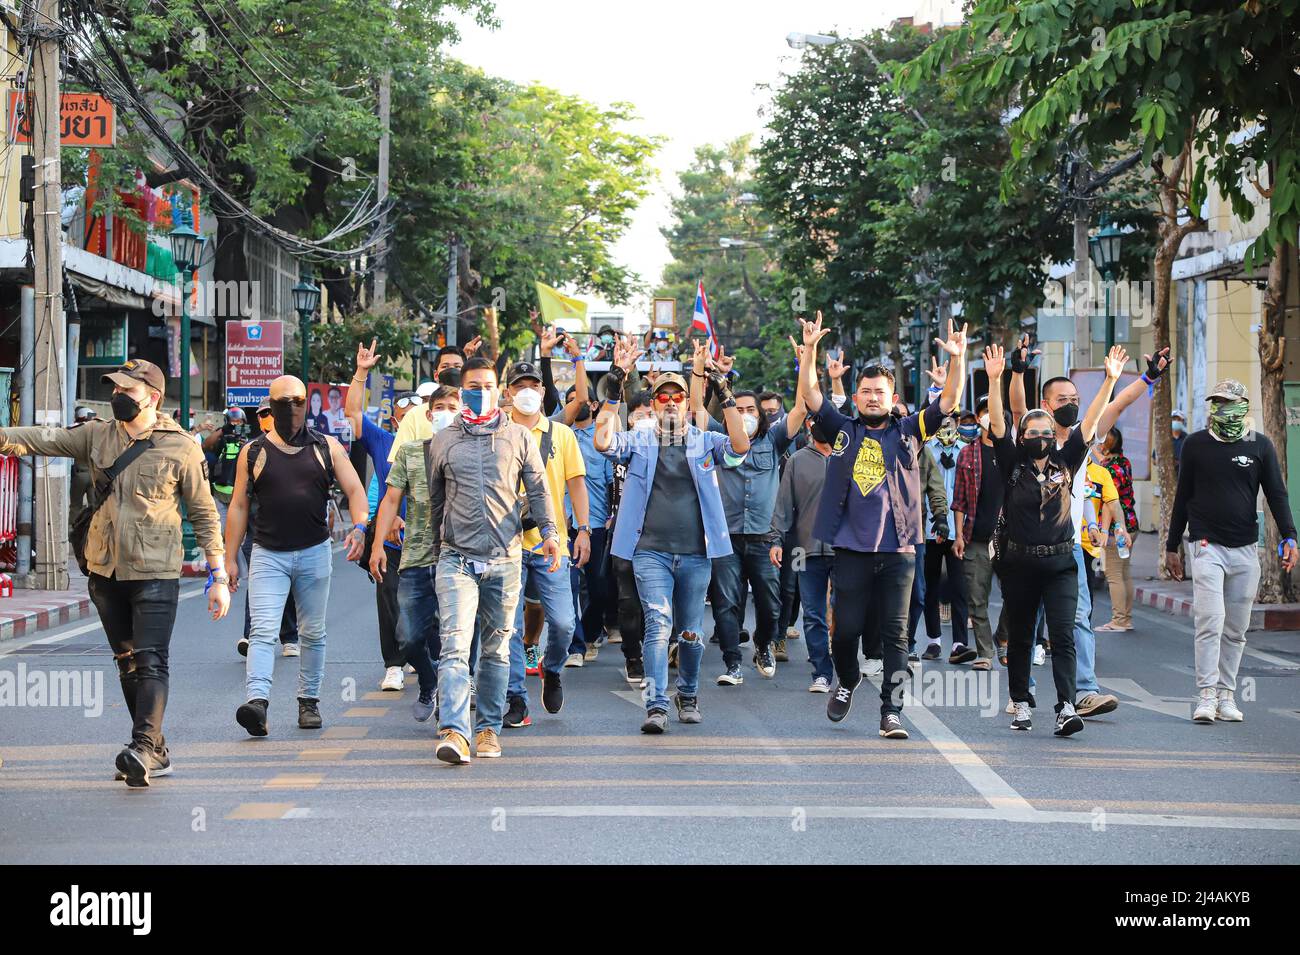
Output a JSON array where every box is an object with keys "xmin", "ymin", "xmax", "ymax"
[
  {"xmin": 810, "ymin": 396, "xmax": 944, "ymax": 551},
  {"xmin": 925, "ymin": 435, "xmax": 965, "ymax": 540},
  {"xmin": 570, "ymin": 421, "xmax": 613, "ymax": 528},
  {"xmin": 708, "ymin": 416, "xmax": 794, "ymax": 534},
  {"xmin": 600, "ymin": 426, "xmax": 745, "ymax": 560}
]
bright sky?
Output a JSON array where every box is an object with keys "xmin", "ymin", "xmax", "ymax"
[{"xmin": 448, "ymin": 0, "xmax": 943, "ymax": 328}]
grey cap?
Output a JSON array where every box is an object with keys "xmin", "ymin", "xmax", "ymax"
[{"xmin": 1207, "ymin": 379, "xmax": 1248, "ymax": 402}]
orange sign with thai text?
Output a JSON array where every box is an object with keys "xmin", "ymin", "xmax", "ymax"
[{"xmin": 6, "ymin": 91, "xmax": 116, "ymax": 146}]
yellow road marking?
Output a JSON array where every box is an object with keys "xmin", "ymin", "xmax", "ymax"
[
  {"xmin": 264, "ymin": 773, "xmax": 324, "ymax": 790},
  {"xmin": 342, "ymin": 707, "xmax": 389, "ymax": 718},
  {"xmin": 226, "ymin": 802, "xmax": 297, "ymax": 820},
  {"xmin": 322, "ymin": 726, "xmax": 369, "ymax": 739},
  {"xmin": 296, "ymin": 748, "xmax": 350, "ymax": 763}
]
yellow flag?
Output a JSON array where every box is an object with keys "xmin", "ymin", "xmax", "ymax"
[{"xmin": 534, "ymin": 281, "xmax": 588, "ymax": 331}]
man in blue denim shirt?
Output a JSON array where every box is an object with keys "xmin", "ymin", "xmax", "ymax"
[
  {"xmin": 703, "ymin": 356, "xmax": 805, "ymax": 686},
  {"xmin": 595, "ymin": 340, "xmax": 750, "ymax": 735},
  {"xmin": 799, "ymin": 313, "xmax": 967, "ymax": 741}
]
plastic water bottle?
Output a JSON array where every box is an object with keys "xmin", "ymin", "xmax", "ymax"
[{"xmin": 1114, "ymin": 524, "xmax": 1131, "ymax": 560}]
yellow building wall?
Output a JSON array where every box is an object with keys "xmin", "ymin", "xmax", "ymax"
[{"xmin": 1, "ymin": 18, "xmax": 23, "ymax": 239}]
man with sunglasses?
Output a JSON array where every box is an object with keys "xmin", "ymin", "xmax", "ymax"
[
  {"xmin": 344, "ymin": 340, "xmax": 418, "ymax": 691},
  {"xmin": 595, "ymin": 339, "xmax": 751, "ymax": 734}
]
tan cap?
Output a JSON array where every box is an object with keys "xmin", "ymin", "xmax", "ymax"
[
  {"xmin": 650, "ymin": 372, "xmax": 689, "ymax": 395},
  {"xmin": 1207, "ymin": 379, "xmax": 1248, "ymax": 402},
  {"xmin": 101, "ymin": 358, "xmax": 165, "ymax": 394}
]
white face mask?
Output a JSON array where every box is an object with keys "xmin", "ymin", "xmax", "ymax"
[
  {"xmin": 429, "ymin": 409, "xmax": 456, "ymax": 432},
  {"xmin": 512, "ymin": 388, "xmax": 542, "ymax": 415},
  {"xmin": 979, "ymin": 413, "xmax": 990, "ymax": 431},
  {"xmin": 632, "ymin": 416, "xmax": 657, "ymax": 432},
  {"xmin": 830, "ymin": 393, "xmax": 847, "ymax": 409},
  {"xmin": 741, "ymin": 413, "xmax": 759, "ymax": 437}
]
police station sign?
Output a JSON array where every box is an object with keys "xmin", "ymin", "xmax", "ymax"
[{"xmin": 225, "ymin": 320, "xmax": 283, "ymax": 407}]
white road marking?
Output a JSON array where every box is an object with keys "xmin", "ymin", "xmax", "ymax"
[
  {"xmin": 1099, "ymin": 677, "xmax": 1195, "ymax": 720},
  {"xmin": 1243, "ymin": 646, "xmax": 1300, "ymax": 670}
]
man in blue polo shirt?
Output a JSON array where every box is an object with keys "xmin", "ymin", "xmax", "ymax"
[
  {"xmin": 798, "ymin": 313, "xmax": 968, "ymax": 740},
  {"xmin": 345, "ymin": 338, "xmax": 421, "ymax": 691}
]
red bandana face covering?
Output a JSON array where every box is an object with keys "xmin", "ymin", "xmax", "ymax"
[{"xmin": 461, "ymin": 406, "xmax": 498, "ymax": 426}]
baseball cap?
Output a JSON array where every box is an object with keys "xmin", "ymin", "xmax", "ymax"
[
  {"xmin": 1207, "ymin": 379, "xmax": 1248, "ymax": 402},
  {"xmin": 975, "ymin": 394, "xmax": 990, "ymax": 413},
  {"xmin": 650, "ymin": 372, "xmax": 689, "ymax": 395},
  {"xmin": 507, "ymin": 361, "xmax": 543, "ymax": 386},
  {"xmin": 415, "ymin": 380, "xmax": 437, "ymax": 399},
  {"xmin": 1171, "ymin": 408, "xmax": 1186, "ymax": 420},
  {"xmin": 101, "ymin": 358, "xmax": 165, "ymax": 393},
  {"xmin": 257, "ymin": 396, "xmax": 271, "ymax": 414}
]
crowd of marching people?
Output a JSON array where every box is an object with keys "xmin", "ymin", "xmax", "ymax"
[{"xmin": 2, "ymin": 310, "xmax": 1295, "ymax": 783}]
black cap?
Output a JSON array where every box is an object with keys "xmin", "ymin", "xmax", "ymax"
[
  {"xmin": 507, "ymin": 361, "xmax": 543, "ymax": 386},
  {"xmin": 101, "ymin": 358, "xmax": 165, "ymax": 394}
]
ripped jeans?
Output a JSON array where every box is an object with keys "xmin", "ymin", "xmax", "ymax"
[{"xmin": 632, "ymin": 549, "xmax": 711, "ymax": 713}]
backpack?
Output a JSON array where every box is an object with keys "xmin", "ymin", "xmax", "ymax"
[
  {"xmin": 245, "ymin": 428, "xmax": 334, "ymax": 498},
  {"xmin": 517, "ymin": 425, "xmax": 554, "ymax": 531}
]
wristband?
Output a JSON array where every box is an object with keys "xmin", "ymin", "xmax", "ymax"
[
  {"xmin": 1087, "ymin": 522, "xmax": 1100, "ymax": 532},
  {"xmin": 721, "ymin": 397, "xmax": 737, "ymax": 410},
  {"xmin": 604, "ymin": 397, "xmax": 621, "ymax": 406},
  {"xmin": 352, "ymin": 523, "xmax": 366, "ymax": 534},
  {"xmin": 1281, "ymin": 538, "xmax": 1297, "ymax": 557}
]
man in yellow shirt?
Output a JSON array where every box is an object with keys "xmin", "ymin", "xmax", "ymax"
[{"xmin": 502, "ymin": 361, "xmax": 591, "ymax": 728}]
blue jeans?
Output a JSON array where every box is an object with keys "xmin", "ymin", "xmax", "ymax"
[
  {"xmin": 633, "ymin": 550, "xmax": 711, "ymax": 713},
  {"xmin": 797, "ymin": 555, "xmax": 835, "ymax": 682},
  {"xmin": 1073, "ymin": 542, "xmax": 1099, "ymax": 696},
  {"xmin": 507, "ymin": 550, "xmax": 574, "ymax": 705},
  {"xmin": 246, "ymin": 540, "xmax": 333, "ymax": 702},
  {"xmin": 435, "ymin": 549, "xmax": 521, "ymax": 739},
  {"xmin": 396, "ymin": 564, "xmax": 440, "ymax": 695}
]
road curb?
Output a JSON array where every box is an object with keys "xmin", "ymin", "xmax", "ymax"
[
  {"xmin": 1135, "ymin": 583, "xmax": 1300, "ymax": 633},
  {"xmin": 0, "ymin": 595, "xmax": 94, "ymax": 642}
]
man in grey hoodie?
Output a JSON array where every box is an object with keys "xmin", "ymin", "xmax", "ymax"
[{"xmin": 426, "ymin": 357, "xmax": 560, "ymax": 765}]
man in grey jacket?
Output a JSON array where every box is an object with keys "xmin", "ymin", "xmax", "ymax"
[
  {"xmin": 426, "ymin": 357, "xmax": 561, "ymax": 765},
  {"xmin": 769, "ymin": 419, "xmax": 835, "ymax": 692}
]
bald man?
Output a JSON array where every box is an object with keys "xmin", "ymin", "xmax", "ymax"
[{"xmin": 223, "ymin": 375, "xmax": 369, "ymax": 736}]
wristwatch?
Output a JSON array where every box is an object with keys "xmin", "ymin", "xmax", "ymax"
[{"xmin": 576, "ymin": 524, "xmax": 591, "ymax": 534}]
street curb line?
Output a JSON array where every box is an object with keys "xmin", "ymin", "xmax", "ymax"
[{"xmin": 0, "ymin": 596, "xmax": 94, "ymax": 643}]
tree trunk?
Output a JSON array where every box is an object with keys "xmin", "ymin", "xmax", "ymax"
[{"xmin": 1257, "ymin": 237, "xmax": 1296, "ymax": 603}]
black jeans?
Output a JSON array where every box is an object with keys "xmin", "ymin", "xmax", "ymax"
[
  {"xmin": 376, "ymin": 544, "xmax": 402, "ymax": 668},
  {"xmin": 613, "ymin": 555, "xmax": 644, "ymax": 661},
  {"xmin": 923, "ymin": 539, "xmax": 969, "ymax": 647},
  {"xmin": 571, "ymin": 527, "xmax": 616, "ymax": 653},
  {"xmin": 998, "ymin": 551, "xmax": 1078, "ymax": 710},
  {"xmin": 831, "ymin": 549, "xmax": 914, "ymax": 716},
  {"xmin": 777, "ymin": 531, "xmax": 801, "ymax": 634},
  {"xmin": 710, "ymin": 533, "xmax": 780, "ymax": 666},
  {"xmin": 87, "ymin": 574, "xmax": 180, "ymax": 755}
]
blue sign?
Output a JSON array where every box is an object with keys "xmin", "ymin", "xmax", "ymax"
[{"xmin": 227, "ymin": 387, "xmax": 270, "ymax": 407}]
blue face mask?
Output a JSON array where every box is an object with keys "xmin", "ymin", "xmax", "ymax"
[
  {"xmin": 460, "ymin": 386, "xmax": 495, "ymax": 417},
  {"xmin": 600, "ymin": 335, "xmax": 614, "ymax": 345},
  {"xmin": 958, "ymin": 424, "xmax": 980, "ymax": 441}
]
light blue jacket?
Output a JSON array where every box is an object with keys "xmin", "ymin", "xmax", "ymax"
[
  {"xmin": 600, "ymin": 426, "xmax": 745, "ymax": 560},
  {"xmin": 925, "ymin": 435, "xmax": 965, "ymax": 540}
]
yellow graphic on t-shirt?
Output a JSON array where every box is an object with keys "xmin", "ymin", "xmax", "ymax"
[{"xmin": 852, "ymin": 436, "xmax": 886, "ymax": 497}]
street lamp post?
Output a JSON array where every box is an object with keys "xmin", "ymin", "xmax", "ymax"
[
  {"xmin": 411, "ymin": 334, "xmax": 424, "ymax": 383},
  {"xmin": 908, "ymin": 308, "xmax": 927, "ymax": 410},
  {"xmin": 168, "ymin": 224, "xmax": 205, "ymax": 426},
  {"xmin": 1088, "ymin": 217, "xmax": 1124, "ymax": 353},
  {"xmin": 292, "ymin": 274, "xmax": 321, "ymax": 381}
]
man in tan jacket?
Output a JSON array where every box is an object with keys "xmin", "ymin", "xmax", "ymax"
[{"xmin": 0, "ymin": 358, "xmax": 229, "ymax": 787}]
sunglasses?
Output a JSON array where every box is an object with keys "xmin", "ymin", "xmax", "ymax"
[
  {"xmin": 655, "ymin": 393, "xmax": 686, "ymax": 405},
  {"xmin": 394, "ymin": 395, "xmax": 422, "ymax": 409},
  {"xmin": 256, "ymin": 409, "xmax": 272, "ymax": 419},
  {"xmin": 272, "ymin": 396, "xmax": 306, "ymax": 406}
]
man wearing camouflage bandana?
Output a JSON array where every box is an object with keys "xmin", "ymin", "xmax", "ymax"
[{"xmin": 1166, "ymin": 379, "xmax": 1297, "ymax": 723}]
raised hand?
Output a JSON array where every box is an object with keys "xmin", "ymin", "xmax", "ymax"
[
  {"xmin": 935, "ymin": 320, "xmax": 968, "ymax": 358},
  {"xmin": 800, "ymin": 309, "xmax": 833, "ymax": 349},
  {"xmin": 616, "ymin": 337, "xmax": 644, "ymax": 373},
  {"xmin": 693, "ymin": 339, "xmax": 709, "ymax": 378},
  {"xmin": 983, "ymin": 343, "xmax": 1006, "ymax": 380},
  {"xmin": 528, "ymin": 308, "xmax": 544, "ymax": 339},
  {"xmin": 462, "ymin": 335, "xmax": 484, "ymax": 358},
  {"xmin": 1010, "ymin": 332, "xmax": 1041, "ymax": 375},
  {"xmin": 538, "ymin": 324, "xmax": 559, "ymax": 357},
  {"xmin": 1141, "ymin": 345, "xmax": 1171, "ymax": 380},
  {"xmin": 355, "ymin": 337, "xmax": 380, "ymax": 373},
  {"xmin": 561, "ymin": 332, "xmax": 582, "ymax": 359},
  {"xmin": 826, "ymin": 349, "xmax": 847, "ymax": 380},
  {"xmin": 714, "ymin": 344, "xmax": 734, "ymax": 376},
  {"xmin": 1103, "ymin": 344, "xmax": 1128, "ymax": 380},
  {"xmin": 924, "ymin": 356, "xmax": 946, "ymax": 388}
]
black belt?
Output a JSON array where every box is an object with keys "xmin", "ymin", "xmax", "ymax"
[{"xmin": 1003, "ymin": 540, "xmax": 1073, "ymax": 558}]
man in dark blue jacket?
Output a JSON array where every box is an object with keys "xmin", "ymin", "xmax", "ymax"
[{"xmin": 798, "ymin": 313, "xmax": 967, "ymax": 739}]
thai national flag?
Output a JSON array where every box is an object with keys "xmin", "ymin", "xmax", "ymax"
[{"xmin": 691, "ymin": 280, "xmax": 719, "ymax": 359}]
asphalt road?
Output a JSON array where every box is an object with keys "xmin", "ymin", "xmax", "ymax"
[{"xmin": 2, "ymin": 548, "xmax": 1298, "ymax": 864}]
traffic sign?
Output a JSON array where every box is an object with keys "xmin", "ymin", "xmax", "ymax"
[{"xmin": 225, "ymin": 320, "xmax": 283, "ymax": 407}]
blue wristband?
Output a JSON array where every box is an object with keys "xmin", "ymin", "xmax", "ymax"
[{"xmin": 1281, "ymin": 538, "xmax": 1297, "ymax": 556}]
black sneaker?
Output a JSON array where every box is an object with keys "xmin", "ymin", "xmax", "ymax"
[
  {"xmin": 236, "ymin": 698, "xmax": 269, "ymax": 737},
  {"xmin": 236, "ymin": 637, "xmax": 249, "ymax": 657},
  {"xmin": 542, "ymin": 670, "xmax": 563, "ymax": 714},
  {"xmin": 739, "ymin": 629, "xmax": 751, "ymax": 645},
  {"xmin": 114, "ymin": 744, "xmax": 173, "ymax": 782},
  {"xmin": 503, "ymin": 695, "xmax": 531, "ymax": 728},
  {"xmin": 114, "ymin": 743, "xmax": 162, "ymax": 788},
  {"xmin": 641, "ymin": 708, "xmax": 668, "ymax": 734},
  {"xmin": 1010, "ymin": 700, "xmax": 1033, "ymax": 731},
  {"xmin": 674, "ymin": 694, "xmax": 702, "ymax": 724},
  {"xmin": 949, "ymin": 644, "xmax": 978, "ymax": 665},
  {"xmin": 1054, "ymin": 702, "xmax": 1084, "ymax": 737},
  {"xmin": 921, "ymin": 643, "xmax": 942, "ymax": 661},
  {"xmin": 625, "ymin": 658, "xmax": 645, "ymax": 685},
  {"xmin": 907, "ymin": 650, "xmax": 920, "ymax": 663},
  {"xmin": 827, "ymin": 679, "xmax": 859, "ymax": 723},
  {"xmin": 412, "ymin": 689, "xmax": 435, "ymax": 723},
  {"xmin": 715, "ymin": 664, "xmax": 744, "ymax": 686},
  {"xmin": 297, "ymin": 697, "xmax": 322, "ymax": 730},
  {"xmin": 753, "ymin": 646, "xmax": 776, "ymax": 679},
  {"xmin": 879, "ymin": 713, "xmax": 909, "ymax": 739}
]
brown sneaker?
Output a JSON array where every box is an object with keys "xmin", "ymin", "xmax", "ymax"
[
  {"xmin": 1076, "ymin": 692, "xmax": 1119, "ymax": 718},
  {"xmin": 474, "ymin": 728, "xmax": 502, "ymax": 758},
  {"xmin": 435, "ymin": 729, "xmax": 471, "ymax": 765},
  {"xmin": 773, "ymin": 639, "xmax": 789, "ymax": 662}
]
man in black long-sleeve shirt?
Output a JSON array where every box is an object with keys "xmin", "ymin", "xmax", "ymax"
[{"xmin": 1165, "ymin": 379, "xmax": 1298, "ymax": 724}]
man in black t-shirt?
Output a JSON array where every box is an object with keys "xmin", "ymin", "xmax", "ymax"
[{"xmin": 1166, "ymin": 379, "xmax": 1297, "ymax": 723}]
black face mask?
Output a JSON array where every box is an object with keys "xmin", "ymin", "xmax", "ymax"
[
  {"xmin": 1022, "ymin": 436, "xmax": 1053, "ymax": 458},
  {"xmin": 573, "ymin": 404, "xmax": 592, "ymax": 423},
  {"xmin": 1051, "ymin": 403, "xmax": 1079, "ymax": 428},
  {"xmin": 111, "ymin": 393, "xmax": 143, "ymax": 422},
  {"xmin": 270, "ymin": 398, "xmax": 307, "ymax": 443},
  {"xmin": 860, "ymin": 411, "xmax": 889, "ymax": 428}
]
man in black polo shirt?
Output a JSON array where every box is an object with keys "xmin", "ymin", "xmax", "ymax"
[{"xmin": 798, "ymin": 312, "xmax": 967, "ymax": 740}]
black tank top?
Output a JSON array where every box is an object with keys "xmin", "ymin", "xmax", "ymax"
[{"xmin": 251, "ymin": 436, "xmax": 332, "ymax": 551}]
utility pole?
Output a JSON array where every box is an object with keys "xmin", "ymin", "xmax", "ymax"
[
  {"xmin": 445, "ymin": 236, "xmax": 457, "ymax": 347},
  {"xmin": 1071, "ymin": 156, "xmax": 1094, "ymax": 374},
  {"xmin": 373, "ymin": 68, "xmax": 391, "ymax": 307},
  {"xmin": 27, "ymin": 0, "xmax": 69, "ymax": 590}
]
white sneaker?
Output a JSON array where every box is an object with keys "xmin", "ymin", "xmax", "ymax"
[
  {"xmin": 1216, "ymin": 690, "xmax": 1244, "ymax": 722},
  {"xmin": 1032, "ymin": 644, "xmax": 1046, "ymax": 666},
  {"xmin": 380, "ymin": 666, "xmax": 405, "ymax": 691},
  {"xmin": 864, "ymin": 658, "xmax": 884, "ymax": 677},
  {"xmin": 281, "ymin": 643, "xmax": 300, "ymax": 657},
  {"xmin": 785, "ymin": 626, "xmax": 800, "ymax": 640},
  {"xmin": 1192, "ymin": 688, "xmax": 1218, "ymax": 723},
  {"xmin": 404, "ymin": 663, "xmax": 415, "ymax": 674},
  {"xmin": 564, "ymin": 652, "xmax": 585, "ymax": 668},
  {"xmin": 1011, "ymin": 701, "xmax": 1032, "ymax": 731},
  {"xmin": 809, "ymin": 676, "xmax": 832, "ymax": 693}
]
